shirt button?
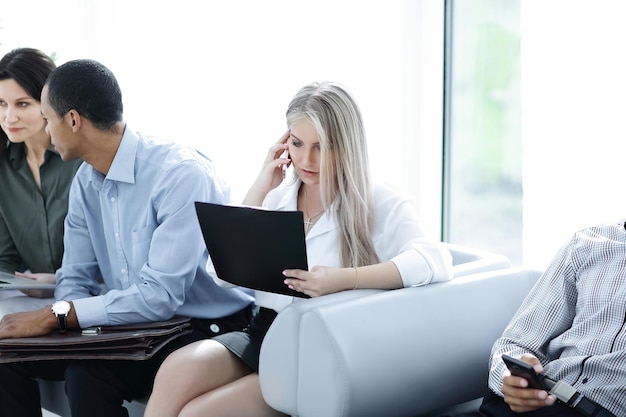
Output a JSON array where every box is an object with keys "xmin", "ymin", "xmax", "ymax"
[
  {"xmin": 111, "ymin": 197, "xmax": 116, "ymax": 202},
  {"xmin": 121, "ymin": 268, "xmax": 127, "ymax": 274},
  {"xmin": 210, "ymin": 324, "xmax": 220, "ymax": 334},
  {"xmin": 582, "ymin": 377, "xmax": 588, "ymax": 384}
]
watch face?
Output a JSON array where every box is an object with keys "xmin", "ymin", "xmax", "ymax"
[{"xmin": 53, "ymin": 300, "xmax": 71, "ymax": 315}]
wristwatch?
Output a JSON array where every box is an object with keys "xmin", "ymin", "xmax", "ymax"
[{"xmin": 51, "ymin": 300, "xmax": 71, "ymax": 333}]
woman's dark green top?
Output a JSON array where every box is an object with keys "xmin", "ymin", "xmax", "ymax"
[{"xmin": 0, "ymin": 143, "xmax": 82, "ymax": 273}]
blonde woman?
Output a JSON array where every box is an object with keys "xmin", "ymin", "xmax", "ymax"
[{"xmin": 144, "ymin": 81, "xmax": 453, "ymax": 417}]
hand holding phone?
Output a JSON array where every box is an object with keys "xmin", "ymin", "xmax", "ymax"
[
  {"xmin": 502, "ymin": 354, "xmax": 555, "ymax": 390},
  {"xmin": 281, "ymin": 150, "xmax": 290, "ymax": 178}
]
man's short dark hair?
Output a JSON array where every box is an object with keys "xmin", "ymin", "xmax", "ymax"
[{"xmin": 46, "ymin": 59, "xmax": 123, "ymax": 131}]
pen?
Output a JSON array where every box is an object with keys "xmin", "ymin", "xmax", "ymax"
[{"xmin": 81, "ymin": 327, "xmax": 101, "ymax": 335}]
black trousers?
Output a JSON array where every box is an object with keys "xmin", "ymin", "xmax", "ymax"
[
  {"xmin": 0, "ymin": 306, "xmax": 252, "ymax": 417},
  {"xmin": 446, "ymin": 391, "xmax": 589, "ymax": 417}
]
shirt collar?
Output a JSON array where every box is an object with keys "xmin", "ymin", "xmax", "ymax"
[
  {"xmin": 104, "ymin": 127, "xmax": 138, "ymax": 184},
  {"xmin": 273, "ymin": 179, "xmax": 301, "ymax": 210},
  {"xmin": 7, "ymin": 142, "xmax": 25, "ymax": 165},
  {"xmin": 274, "ymin": 179, "xmax": 337, "ymax": 238},
  {"xmin": 7, "ymin": 142, "xmax": 59, "ymax": 167}
]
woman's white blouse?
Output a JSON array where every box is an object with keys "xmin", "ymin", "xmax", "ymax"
[{"xmin": 209, "ymin": 181, "xmax": 453, "ymax": 312}]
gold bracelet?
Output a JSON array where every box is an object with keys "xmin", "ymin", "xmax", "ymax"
[{"xmin": 353, "ymin": 267, "xmax": 359, "ymax": 290}]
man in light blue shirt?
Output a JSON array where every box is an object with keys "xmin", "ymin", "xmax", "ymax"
[
  {"xmin": 0, "ymin": 59, "xmax": 254, "ymax": 417},
  {"xmin": 58, "ymin": 127, "xmax": 251, "ymax": 326}
]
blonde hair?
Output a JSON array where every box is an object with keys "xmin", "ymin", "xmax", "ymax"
[{"xmin": 286, "ymin": 82, "xmax": 379, "ymax": 267}]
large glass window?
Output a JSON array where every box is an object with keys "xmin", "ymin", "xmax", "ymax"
[
  {"xmin": 444, "ymin": 0, "xmax": 522, "ymax": 264},
  {"xmin": 0, "ymin": 1, "xmax": 444, "ymax": 229}
]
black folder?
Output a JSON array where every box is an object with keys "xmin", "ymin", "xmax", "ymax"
[{"xmin": 195, "ymin": 202, "xmax": 309, "ymax": 298}]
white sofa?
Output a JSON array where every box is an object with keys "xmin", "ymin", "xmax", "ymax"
[
  {"xmin": 40, "ymin": 243, "xmax": 512, "ymax": 416},
  {"xmin": 259, "ymin": 267, "xmax": 542, "ymax": 417},
  {"xmin": 441, "ymin": 242, "xmax": 511, "ymax": 278}
]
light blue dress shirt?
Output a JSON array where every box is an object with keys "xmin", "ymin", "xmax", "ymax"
[{"xmin": 56, "ymin": 128, "xmax": 254, "ymax": 327}]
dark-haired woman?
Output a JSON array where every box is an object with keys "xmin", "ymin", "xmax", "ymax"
[{"xmin": 0, "ymin": 48, "xmax": 82, "ymax": 314}]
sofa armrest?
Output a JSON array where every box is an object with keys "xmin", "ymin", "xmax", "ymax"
[
  {"xmin": 260, "ymin": 267, "xmax": 541, "ymax": 417},
  {"xmin": 444, "ymin": 242, "xmax": 511, "ymax": 278},
  {"xmin": 259, "ymin": 289, "xmax": 383, "ymax": 413}
]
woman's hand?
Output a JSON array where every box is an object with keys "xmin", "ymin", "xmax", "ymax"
[
  {"xmin": 283, "ymin": 266, "xmax": 356, "ymax": 297},
  {"xmin": 242, "ymin": 131, "xmax": 291, "ymax": 206},
  {"xmin": 283, "ymin": 262, "xmax": 402, "ymax": 297},
  {"xmin": 501, "ymin": 354, "xmax": 556, "ymax": 413},
  {"xmin": 16, "ymin": 271, "xmax": 56, "ymax": 299}
]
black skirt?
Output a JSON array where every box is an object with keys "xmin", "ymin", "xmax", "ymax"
[{"xmin": 212, "ymin": 307, "xmax": 278, "ymax": 372}]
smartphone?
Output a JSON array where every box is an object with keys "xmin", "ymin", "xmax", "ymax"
[
  {"xmin": 281, "ymin": 151, "xmax": 290, "ymax": 178},
  {"xmin": 502, "ymin": 354, "xmax": 553, "ymax": 390}
]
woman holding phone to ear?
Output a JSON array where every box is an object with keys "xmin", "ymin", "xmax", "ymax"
[
  {"xmin": 0, "ymin": 48, "xmax": 82, "ymax": 314},
  {"xmin": 144, "ymin": 81, "xmax": 453, "ymax": 417}
]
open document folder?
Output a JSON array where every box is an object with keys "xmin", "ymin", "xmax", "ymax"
[
  {"xmin": 0, "ymin": 270, "xmax": 56, "ymax": 290},
  {"xmin": 195, "ymin": 202, "xmax": 309, "ymax": 298}
]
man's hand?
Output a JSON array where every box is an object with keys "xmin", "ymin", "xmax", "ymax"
[
  {"xmin": 501, "ymin": 354, "xmax": 556, "ymax": 413},
  {"xmin": 0, "ymin": 307, "xmax": 58, "ymax": 339}
]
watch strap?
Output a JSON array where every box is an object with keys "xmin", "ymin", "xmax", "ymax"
[{"xmin": 57, "ymin": 314, "xmax": 67, "ymax": 332}]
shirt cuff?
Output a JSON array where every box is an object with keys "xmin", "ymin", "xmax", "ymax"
[
  {"xmin": 72, "ymin": 295, "xmax": 107, "ymax": 328},
  {"xmin": 392, "ymin": 249, "xmax": 435, "ymax": 287}
]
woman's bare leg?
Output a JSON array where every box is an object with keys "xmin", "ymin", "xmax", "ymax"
[
  {"xmin": 143, "ymin": 339, "xmax": 252, "ymax": 417},
  {"xmin": 179, "ymin": 372, "xmax": 287, "ymax": 417}
]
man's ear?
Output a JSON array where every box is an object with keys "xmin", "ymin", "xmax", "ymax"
[{"xmin": 66, "ymin": 110, "xmax": 82, "ymax": 133}]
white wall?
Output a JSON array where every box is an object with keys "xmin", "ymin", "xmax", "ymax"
[
  {"xmin": 522, "ymin": 0, "xmax": 626, "ymax": 268},
  {"xmin": 0, "ymin": 0, "xmax": 444, "ymax": 237}
]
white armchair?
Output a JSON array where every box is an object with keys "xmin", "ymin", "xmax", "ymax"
[{"xmin": 259, "ymin": 267, "xmax": 541, "ymax": 417}]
